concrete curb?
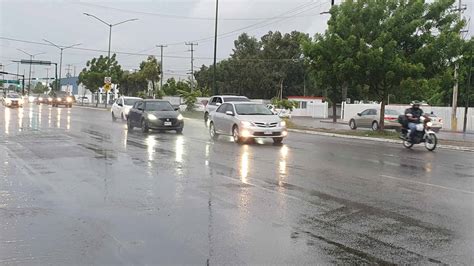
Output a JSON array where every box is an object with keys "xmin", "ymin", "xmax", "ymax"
[
  {"xmin": 73, "ymin": 105, "xmax": 109, "ymax": 111},
  {"xmin": 288, "ymin": 128, "xmax": 474, "ymax": 152}
]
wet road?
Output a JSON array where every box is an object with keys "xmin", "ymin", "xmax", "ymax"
[{"xmin": 1, "ymin": 104, "xmax": 473, "ymax": 265}]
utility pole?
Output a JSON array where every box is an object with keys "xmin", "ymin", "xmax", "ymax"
[
  {"xmin": 452, "ymin": 0, "xmax": 467, "ymax": 131},
  {"xmin": 463, "ymin": 49, "xmax": 472, "ymax": 132},
  {"xmin": 45, "ymin": 67, "xmax": 50, "ymax": 87},
  {"xmin": 186, "ymin": 42, "xmax": 198, "ymax": 91},
  {"xmin": 212, "ymin": 0, "xmax": 219, "ymax": 95},
  {"xmin": 17, "ymin": 49, "xmax": 45, "ymax": 94},
  {"xmin": 156, "ymin": 44, "xmax": 167, "ymax": 90}
]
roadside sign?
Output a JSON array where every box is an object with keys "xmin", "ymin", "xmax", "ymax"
[
  {"xmin": 104, "ymin": 83, "xmax": 111, "ymax": 92},
  {"xmin": 104, "ymin": 77, "xmax": 112, "ymax": 84}
]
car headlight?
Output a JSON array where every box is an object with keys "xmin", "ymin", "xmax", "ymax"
[
  {"xmin": 29, "ymin": 96, "xmax": 35, "ymax": 102},
  {"xmin": 66, "ymin": 97, "xmax": 72, "ymax": 103},
  {"xmin": 5, "ymin": 99, "xmax": 11, "ymax": 104},
  {"xmin": 48, "ymin": 97, "xmax": 53, "ymax": 101},
  {"xmin": 148, "ymin": 114, "xmax": 158, "ymax": 120},
  {"xmin": 38, "ymin": 97, "xmax": 43, "ymax": 101},
  {"xmin": 241, "ymin": 121, "xmax": 253, "ymax": 128},
  {"xmin": 18, "ymin": 99, "xmax": 24, "ymax": 104},
  {"xmin": 279, "ymin": 120, "xmax": 286, "ymax": 127},
  {"xmin": 57, "ymin": 97, "xmax": 62, "ymax": 101},
  {"xmin": 426, "ymin": 122, "xmax": 433, "ymax": 127},
  {"xmin": 177, "ymin": 114, "xmax": 183, "ymax": 120}
]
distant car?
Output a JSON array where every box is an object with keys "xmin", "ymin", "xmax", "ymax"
[
  {"xmin": 28, "ymin": 94, "xmax": 39, "ymax": 103},
  {"xmin": 35, "ymin": 94, "xmax": 52, "ymax": 105},
  {"xmin": 204, "ymin": 95, "xmax": 250, "ymax": 123},
  {"xmin": 111, "ymin": 96, "xmax": 142, "ymax": 121},
  {"xmin": 3, "ymin": 93, "xmax": 24, "ymax": 108},
  {"xmin": 51, "ymin": 91, "xmax": 73, "ymax": 108},
  {"xmin": 349, "ymin": 109, "xmax": 401, "ymax": 131},
  {"xmin": 427, "ymin": 113, "xmax": 443, "ymax": 132},
  {"xmin": 77, "ymin": 96, "xmax": 90, "ymax": 104},
  {"xmin": 127, "ymin": 100, "xmax": 184, "ymax": 133},
  {"xmin": 209, "ymin": 102, "xmax": 288, "ymax": 144}
]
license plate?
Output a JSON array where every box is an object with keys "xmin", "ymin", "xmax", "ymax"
[
  {"xmin": 164, "ymin": 121, "xmax": 172, "ymax": 126},
  {"xmin": 264, "ymin": 130, "xmax": 272, "ymax": 135}
]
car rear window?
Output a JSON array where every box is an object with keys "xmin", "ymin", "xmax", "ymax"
[
  {"xmin": 385, "ymin": 110, "xmax": 400, "ymax": 115},
  {"xmin": 223, "ymin": 97, "xmax": 250, "ymax": 102},
  {"xmin": 124, "ymin": 99, "xmax": 140, "ymax": 106},
  {"xmin": 7, "ymin": 94, "xmax": 20, "ymax": 98}
]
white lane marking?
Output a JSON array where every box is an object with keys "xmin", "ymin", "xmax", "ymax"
[{"xmin": 380, "ymin": 174, "xmax": 474, "ymax": 195}]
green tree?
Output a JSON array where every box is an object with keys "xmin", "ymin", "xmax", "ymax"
[
  {"xmin": 32, "ymin": 82, "xmax": 48, "ymax": 94},
  {"xmin": 139, "ymin": 55, "xmax": 161, "ymax": 97},
  {"xmin": 179, "ymin": 89, "xmax": 201, "ymax": 111},
  {"xmin": 78, "ymin": 54, "xmax": 123, "ymax": 106},
  {"xmin": 303, "ymin": 0, "xmax": 464, "ymax": 129},
  {"xmin": 119, "ymin": 71, "xmax": 147, "ymax": 97}
]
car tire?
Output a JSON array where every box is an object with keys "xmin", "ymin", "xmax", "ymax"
[
  {"xmin": 112, "ymin": 112, "xmax": 117, "ymax": 122},
  {"xmin": 209, "ymin": 122, "xmax": 218, "ymax": 140},
  {"xmin": 141, "ymin": 120, "xmax": 149, "ymax": 133},
  {"xmin": 371, "ymin": 121, "xmax": 379, "ymax": 131},
  {"xmin": 273, "ymin": 137, "xmax": 283, "ymax": 144},
  {"xmin": 233, "ymin": 126, "xmax": 243, "ymax": 144},
  {"xmin": 127, "ymin": 118, "xmax": 134, "ymax": 131},
  {"xmin": 349, "ymin": 119, "xmax": 357, "ymax": 130}
]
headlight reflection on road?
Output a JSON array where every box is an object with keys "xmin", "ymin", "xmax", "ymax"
[
  {"xmin": 4, "ymin": 107, "xmax": 10, "ymax": 135},
  {"xmin": 205, "ymin": 143, "xmax": 210, "ymax": 166},
  {"xmin": 278, "ymin": 145, "xmax": 289, "ymax": 187},
  {"xmin": 240, "ymin": 145, "xmax": 250, "ymax": 183},
  {"xmin": 146, "ymin": 136, "xmax": 156, "ymax": 163},
  {"xmin": 175, "ymin": 136, "xmax": 184, "ymax": 163},
  {"xmin": 29, "ymin": 107, "xmax": 33, "ymax": 129},
  {"xmin": 66, "ymin": 109, "xmax": 71, "ymax": 130},
  {"xmin": 56, "ymin": 107, "xmax": 61, "ymax": 128},
  {"xmin": 48, "ymin": 106, "xmax": 52, "ymax": 127},
  {"xmin": 18, "ymin": 108, "xmax": 24, "ymax": 131}
]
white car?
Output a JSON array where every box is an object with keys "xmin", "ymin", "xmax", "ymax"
[
  {"xmin": 203, "ymin": 95, "xmax": 250, "ymax": 123},
  {"xmin": 3, "ymin": 93, "xmax": 24, "ymax": 107},
  {"xmin": 111, "ymin": 96, "xmax": 142, "ymax": 121},
  {"xmin": 77, "ymin": 96, "xmax": 90, "ymax": 104}
]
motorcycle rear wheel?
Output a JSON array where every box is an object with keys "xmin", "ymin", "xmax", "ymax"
[{"xmin": 403, "ymin": 140, "xmax": 414, "ymax": 149}]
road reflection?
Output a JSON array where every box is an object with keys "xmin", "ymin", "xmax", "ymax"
[
  {"xmin": 240, "ymin": 145, "xmax": 250, "ymax": 184},
  {"xmin": 4, "ymin": 107, "xmax": 10, "ymax": 135},
  {"xmin": 18, "ymin": 107, "xmax": 23, "ymax": 130},
  {"xmin": 66, "ymin": 108, "xmax": 71, "ymax": 130},
  {"xmin": 56, "ymin": 107, "xmax": 61, "ymax": 128}
]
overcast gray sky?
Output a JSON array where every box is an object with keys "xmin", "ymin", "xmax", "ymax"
[{"xmin": 0, "ymin": 0, "xmax": 472, "ymax": 82}]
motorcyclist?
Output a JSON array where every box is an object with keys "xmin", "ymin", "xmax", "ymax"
[{"xmin": 404, "ymin": 101, "xmax": 424, "ymax": 141}]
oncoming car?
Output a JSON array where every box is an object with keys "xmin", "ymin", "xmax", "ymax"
[
  {"xmin": 127, "ymin": 100, "xmax": 184, "ymax": 133},
  {"xmin": 2, "ymin": 93, "xmax": 24, "ymax": 107},
  {"xmin": 111, "ymin": 96, "xmax": 142, "ymax": 121},
  {"xmin": 208, "ymin": 102, "xmax": 288, "ymax": 144}
]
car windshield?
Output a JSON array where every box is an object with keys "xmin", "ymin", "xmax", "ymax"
[
  {"xmin": 385, "ymin": 110, "xmax": 400, "ymax": 115},
  {"xmin": 145, "ymin": 101, "xmax": 174, "ymax": 111},
  {"xmin": 124, "ymin": 98, "xmax": 140, "ymax": 106},
  {"xmin": 223, "ymin": 97, "xmax": 250, "ymax": 102},
  {"xmin": 235, "ymin": 103, "xmax": 273, "ymax": 115},
  {"xmin": 7, "ymin": 94, "xmax": 20, "ymax": 98}
]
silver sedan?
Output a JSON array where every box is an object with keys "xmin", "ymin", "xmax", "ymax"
[{"xmin": 209, "ymin": 102, "xmax": 288, "ymax": 144}]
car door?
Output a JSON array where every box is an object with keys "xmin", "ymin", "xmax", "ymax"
[
  {"xmin": 223, "ymin": 104, "xmax": 236, "ymax": 134},
  {"xmin": 213, "ymin": 103, "xmax": 228, "ymax": 133},
  {"xmin": 369, "ymin": 109, "xmax": 378, "ymax": 124},
  {"xmin": 356, "ymin": 109, "xmax": 371, "ymax": 127},
  {"xmin": 130, "ymin": 101, "xmax": 144, "ymax": 126}
]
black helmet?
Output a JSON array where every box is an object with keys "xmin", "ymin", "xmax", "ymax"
[{"xmin": 411, "ymin": 100, "xmax": 422, "ymax": 107}]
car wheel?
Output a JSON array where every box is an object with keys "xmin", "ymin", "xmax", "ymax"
[
  {"xmin": 112, "ymin": 111, "xmax": 117, "ymax": 122},
  {"xmin": 273, "ymin": 137, "xmax": 283, "ymax": 144},
  {"xmin": 233, "ymin": 126, "xmax": 243, "ymax": 144},
  {"xmin": 371, "ymin": 121, "xmax": 379, "ymax": 131},
  {"xmin": 141, "ymin": 120, "xmax": 149, "ymax": 133},
  {"xmin": 349, "ymin": 119, "xmax": 357, "ymax": 130},
  {"xmin": 127, "ymin": 119, "xmax": 134, "ymax": 131},
  {"xmin": 209, "ymin": 122, "xmax": 218, "ymax": 140}
]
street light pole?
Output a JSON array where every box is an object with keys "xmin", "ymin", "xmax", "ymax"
[
  {"xmin": 43, "ymin": 39, "xmax": 81, "ymax": 91},
  {"xmin": 83, "ymin": 13, "xmax": 138, "ymax": 107},
  {"xmin": 17, "ymin": 49, "xmax": 45, "ymax": 94},
  {"xmin": 212, "ymin": 0, "xmax": 219, "ymax": 95}
]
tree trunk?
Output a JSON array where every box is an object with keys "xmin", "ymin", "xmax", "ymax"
[
  {"xmin": 379, "ymin": 96, "xmax": 386, "ymax": 131},
  {"xmin": 332, "ymin": 102, "xmax": 337, "ymax": 123},
  {"xmin": 96, "ymin": 91, "xmax": 99, "ymax": 107}
]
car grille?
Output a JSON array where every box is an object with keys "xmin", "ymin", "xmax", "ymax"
[
  {"xmin": 253, "ymin": 132, "xmax": 281, "ymax": 136},
  {"xmin": 254, "ymin": 122, "xmax": 278, "ymax": 128},
  {"xmin": 159, "ymin": 118, "xmax": 178, "ymax": 125},
  {"xmin": 11, "ymin": 101, "xmax": 18, "ymax": 105}
]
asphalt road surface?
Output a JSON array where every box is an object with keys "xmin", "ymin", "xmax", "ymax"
[{"xmin": 1, "ymin": 104, "xmax": 473, "ymax": 265}]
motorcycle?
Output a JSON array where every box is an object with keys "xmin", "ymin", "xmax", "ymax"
[{"xmin": 399, "ymin": 115, "xmax": 438, "ymax": 151}]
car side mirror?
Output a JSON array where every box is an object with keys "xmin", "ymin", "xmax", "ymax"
[
  {"xmin": 118, "ymin": 103, "xmax": 123, "ymax": 107},
  {"xmin": 216, "ymin": 103, "xmax": 222, "ymax": 106},
  {"xmin": 357, "ymin": 113, "xmax": 361, "ymax": 116},
  {"xmin": 226, "ymin": 111, "xmax": 234, "ymax": 116},
  {"xmin": 174, "ymin": 107, "xmax": 180, "ymax": 111},
  {"xmin": 137, "ymin": 107, "xmax": 143, "ymax": 111}
]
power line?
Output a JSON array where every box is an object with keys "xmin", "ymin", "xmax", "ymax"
[
  {"xmin": 164, "ymin": 0, "xmax": 325, "ymax": 46},
  {"xmin": 185, "ymin": 42, "xmax": 198, "ymax": 91},
  {"xmin": 77, "ymin": 1, "xmax": 328, "ymax": 21}
]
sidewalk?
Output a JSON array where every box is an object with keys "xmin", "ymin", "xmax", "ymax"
[{"xmin": 291, "ymin": 117, "xmax": 474, "ymax": 143}]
